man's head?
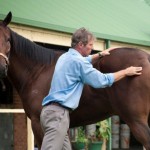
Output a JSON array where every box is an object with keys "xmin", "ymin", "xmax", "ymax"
[{"xmin": 71, "ymin": 27, "xmax": 95, "ymax": 56}]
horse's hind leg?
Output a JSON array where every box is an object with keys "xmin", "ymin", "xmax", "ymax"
[
  {"xmin": 129, "ymin": 120, "xmax": 150, "ymax": 150},
  {"xmin": 31, "ymin": 117, "xmax": 44, "ymax": 149}
]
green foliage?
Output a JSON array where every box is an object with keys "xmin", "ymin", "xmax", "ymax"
[
  {"xmin": 76, "ymin": 127, "xmax": 88, "ymax": 143},
  {"xmin": 97, "ymin": 120, "xmax": 111, "ymax": 140},
  {"xmin": 88, "ymin": 120, "xmax": 111, "ymax": 142}
]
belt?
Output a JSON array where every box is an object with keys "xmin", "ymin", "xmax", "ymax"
[{"xmin": 44, "ymin": 102, "xmax": 72, "ymax": 112}]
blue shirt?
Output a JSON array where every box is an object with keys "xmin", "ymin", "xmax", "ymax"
[{"xmin": 42, "ymin": 48, "xmax": 114, "ymax": 109}]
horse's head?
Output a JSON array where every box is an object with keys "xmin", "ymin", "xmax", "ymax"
[{"xmin": 0, "ymin": 12, "xmax": 11, "ymax": 78}]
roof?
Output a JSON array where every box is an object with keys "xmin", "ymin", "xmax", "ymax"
[{"xmin": 0, "ymin": 0, "xmax": 150, "ymax": 46}]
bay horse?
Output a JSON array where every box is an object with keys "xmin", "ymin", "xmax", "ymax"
[{"xmin": 0, "ymin": 12, "xmax": 150, "ymax": 149}]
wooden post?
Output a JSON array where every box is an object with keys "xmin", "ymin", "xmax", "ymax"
[{"xmin": 27, "ymin": 118, "xmax": 34, "ymax": 150}]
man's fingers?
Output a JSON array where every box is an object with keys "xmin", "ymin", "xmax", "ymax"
[
  {"xmin": 105, "ymin": 52, "xmax": 110, "ymax": 55},
  {"xmin": 135, "ymin": 72, "xmax": 142, "ymax": 75},
  {"xmin": 135, "ymin": 67, "xmax": 142, "ymax": 71}
]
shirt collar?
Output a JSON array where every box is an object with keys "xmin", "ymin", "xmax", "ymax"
[{"xmin": 68, "ymin": 48, "xmax": 83, "ymax": 57}]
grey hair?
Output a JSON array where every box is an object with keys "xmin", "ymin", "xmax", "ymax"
[{"xmin": 71, "ymin": 27, "xmax": 95, "ymax": 48}]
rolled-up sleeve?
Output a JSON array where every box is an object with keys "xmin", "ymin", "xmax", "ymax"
[{"xmin": 80, "ymin": 60, "xmax": 114, "ymax": 88}]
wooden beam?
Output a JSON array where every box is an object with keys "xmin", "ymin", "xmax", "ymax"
[{"xmin": 0, "ymin": 109, "xmax": 24, "ymax": 113}]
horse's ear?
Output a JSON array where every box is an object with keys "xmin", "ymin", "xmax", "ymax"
[{"xmin": 2, "ymin": 11, "xmax": 12, "ymax": 27}]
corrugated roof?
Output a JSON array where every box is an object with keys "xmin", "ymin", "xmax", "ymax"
[{"xmin": 0, "ymin": 0, "xmax": 150, "ymax": 46}]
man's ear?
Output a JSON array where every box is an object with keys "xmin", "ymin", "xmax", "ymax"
[{"xmin": 78, "ymin": 41, "xmax": 83, "ymax": 47}]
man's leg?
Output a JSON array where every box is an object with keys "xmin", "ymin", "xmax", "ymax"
[
  {"xmin": 40, "ymin": 105, "xmax": 71, "ymax": 150},
  {"xmin": 62, "ymin": 133, "xmax": 72, "ymax": 150}
]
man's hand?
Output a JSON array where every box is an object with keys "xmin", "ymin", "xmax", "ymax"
[
  {"xmin": 100, "ymin": 47, "xmax": 117, "ymax": 57},
  {"xmin": 125, "ymin": 66, "xmax": 142, "ymax": 76},
  {"xmin": 113, "ymin": 66, "xmax": 142, "ymax": 82}
]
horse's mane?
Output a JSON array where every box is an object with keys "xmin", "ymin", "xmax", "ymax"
[{"xmin": 10, "ymin": 30, "xmax": 64, "ymax": 65}]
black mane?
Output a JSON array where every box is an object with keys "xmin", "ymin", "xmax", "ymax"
[{"xmin": 10, "ymin": 30, "xmax": 62, "ymax": 65}]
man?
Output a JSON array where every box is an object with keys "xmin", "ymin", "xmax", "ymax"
[{"xmin": 40, "ymin": 27, "xmax": 142, "ymax": 150}]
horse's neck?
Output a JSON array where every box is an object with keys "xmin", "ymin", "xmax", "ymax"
[{"xmin": 8, "ymin": 30, "xmax": 61, "ymax": 94}]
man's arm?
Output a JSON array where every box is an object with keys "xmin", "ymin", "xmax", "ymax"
[
  {"xmin": 90, "ymin": 47, "xmax": 142, "ymax": 82},
  {"xmin": 113, "ymin": 66, "xmax": 142, "ymax": 82},
  {"xmin": 91, "ymin": 47, "xmax": 115, "ymax": 63}
]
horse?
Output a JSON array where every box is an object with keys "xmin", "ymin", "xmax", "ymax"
[{"xmin": 0, "ymin": 12, "xmax": 150, "ymax": 149}]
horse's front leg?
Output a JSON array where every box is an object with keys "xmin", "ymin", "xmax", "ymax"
[{"xmin": 31, "ymin": 116, "xmax": 44, "ymax": 149}]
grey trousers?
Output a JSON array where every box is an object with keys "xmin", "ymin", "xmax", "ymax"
[{"xmin": 40, "ymin": 104, "xmax": 72, "ymax": 150}]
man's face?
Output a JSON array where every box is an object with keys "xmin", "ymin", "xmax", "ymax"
[{"xmin": 81, "ymin": 40, "xmax": 94, "ymax": 57}]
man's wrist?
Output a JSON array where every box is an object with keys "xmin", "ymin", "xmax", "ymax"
[{"xmin": 124, "ymin": 69, "xmax": 128, "ymax": 76}]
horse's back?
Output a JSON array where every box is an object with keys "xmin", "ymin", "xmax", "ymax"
[{"xmin": 100, "ymin": 47, "xmax": 150, "ymax": 72}]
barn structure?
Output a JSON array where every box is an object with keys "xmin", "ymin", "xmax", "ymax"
[{"xmin": 0, "ymin": 0, "xmax": 150, "ymax": 150}]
